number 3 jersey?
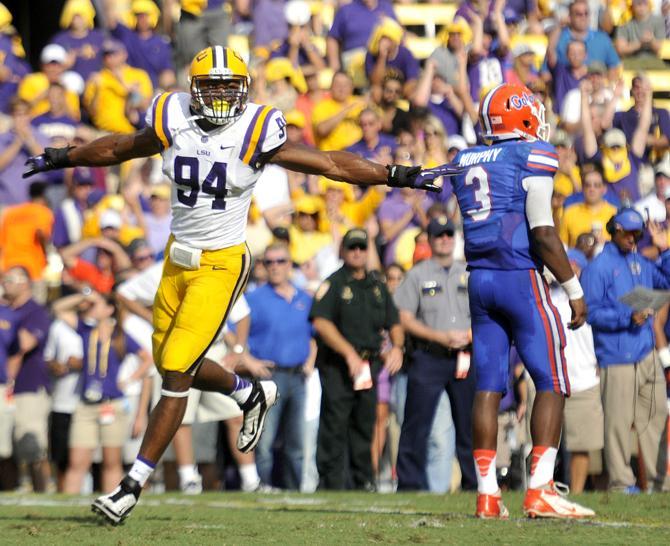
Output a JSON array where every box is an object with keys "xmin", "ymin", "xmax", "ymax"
[
  {"xmin": 145, "ymin": 91, "xmax": 287, "ymax": 250},
  {"xmin": 451, "ymin": 139, "xmax": 559, "ymax": 271}
]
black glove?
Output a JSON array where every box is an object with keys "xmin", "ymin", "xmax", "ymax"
[
  {"xmin": 386, "ymin": 164, "xmax": 441, "ymax": 192},
  {"xmin": 23, "ymin": 146, "xmax": 73, "ymax": 179}
]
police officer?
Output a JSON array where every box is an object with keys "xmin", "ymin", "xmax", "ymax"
[
  {"xmin": 394, "ymin": 216, "xmax": 477, "ymax": 491},
  {"xmin": 310, "ymin": 228, "xmax": 404, "ymax": 490}
]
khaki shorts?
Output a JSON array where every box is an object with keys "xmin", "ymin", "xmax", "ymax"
[
  {"xmin": 69, "ymin": 399, "xmax": 129, "ymax": 449},
  {"xmin": 563, "ymin": 384, "xmax": 604, "ymax": 452},
  {"xmin": 13, "ymin": 389, "xmax": 50, "ymax": 462},
  {"xmin": 0, "ymin": 385, "xmax": 14, "ymax": 459}
]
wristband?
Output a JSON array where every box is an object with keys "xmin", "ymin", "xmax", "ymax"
[
  {"xmin": 561, "ymin": 275, "xmax": 584, "ymax": 300},
  {"xmin": 658, "ymin": 346, "xmax": 670, "ymax": 369},
  {"xmin": 232, "ymin": 344, "xmax": 245, "ymax": 355}
]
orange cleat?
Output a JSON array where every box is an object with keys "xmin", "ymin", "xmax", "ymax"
[
  {"xmin": 523, "ymin": 481, "xmax": 595, "ymax": 519},
  {"xmin": 475, "ymin": 492, "xmax": 509, "ymax": 519}
]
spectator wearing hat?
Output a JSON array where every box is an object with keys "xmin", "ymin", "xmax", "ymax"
[
  {"xmin": 428, "ymin": 16, "xmax": 471, "ymax": 100},
  {"xmin": 52, "ymin": 0, "xmax": 105, "ymax": 81},
  {"xmin": 83, "ymin": 39, "xmax": 153, "ymax": 134},
  {"xmin": 549, "ymin": 0, "xmax": 621, "ymax": 81},
  {"xmin": 365, "ymin": 17, "xmax": 419, "ymax": 98},
  {"xmin": 559, "ymin": 164, "xmax": 617, "ymax": 247},
  {"xmin": 261, "ymin": 57, "xmax": 307, "ymax": 113},
  {"xmin": 310, "ymin": 227, "xmax": 404, "ymax": 490},
  {"xmin": 0, "ymin": 98, "xmax": 48, "ymax": 206},
  {"xmin": 581, "ymin": 77, "xmax": 652, "ymax": 204},
  {"xmin": 270, "ymin": 0, "xmax": 325, "ymax": 70},
  {"xmin": 0, "ymin": 28, "xmax": 29, "ymax": 115},
  {"xmin": 312, "ymin": 71, "xmax": 365, "ymax": 151},
  {"xmin": 552, "ymin": 130, "xmax": 581, "ymax": 199},
  {"xmin": 326, "ymin": 0, "xmax": 397, "ymax": 72},
  {"xmin": 0, "ymin": 181, "xmax": 53, "ymax": 283},
  {"xmin": 394, "ymin": 216, "xmax": 477, "ymax": 492},
  {"xmin": 52, "ymin": 168, "xmax": 95, "ymax": 249},
  {"xmin": 635, "ymin": 162, "xmax": 670, "ymax": 224},
  {"xmin": 1, "ymin": 266, "xmax": 52, "ymax": 492},
  {"xmin": 17, "ymin": 44, "xmax": 82, "ymax": 120},
  {"xmin": 288, "ymin": 195, "xmax": 333, "ymax": 265},
  {"xmin": 318, "ymin": 177, "xmax": 384, "ymax": 238},
  {"xmin": 505, "ymin": 43, "xmax": 539, "ymax": 89},
  {"xmin": 106, "ymin": 0, "xmax": 176, "ymax": 89},
  {"xmin": 615, "ymin": 0, "xmax": 666, "ymax": 63},
  {"xmin": 581, "ymin": 207, "xmax": 670, "ymax": 492},
  {"xmin": 613, "ymin": 75, "xmax": 670, "ymax": 163}
]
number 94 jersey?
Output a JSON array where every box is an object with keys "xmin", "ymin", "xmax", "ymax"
[
  {"xmin": 145, "ymin": 91, "xmax": 287, "ymax": 250},
  {"xmin": 451, "ymin": 139, "xmax": 558, "ymax": 271}
]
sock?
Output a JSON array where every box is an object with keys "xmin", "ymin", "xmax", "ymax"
[
  {"xmin": 473, "ymin": 449, "xmax": 499, "ymax": 495},
  {"xmin": 178, "ymin": 464, "xmax": 199, "ymax": 488},
  {"xmin": 239, "ymin": 463, "xmax": 260, "ymax": 491},
  {"xmin": 128, "ymin": 456, "xmax": 155, "ymax": 487},
  {"xmin": 229, "ymin": 375, "xmax": 253, "ymax": 404},
  {"xmin": 529, "ymin": 446, "xmax": 557, "ymax": 489}
]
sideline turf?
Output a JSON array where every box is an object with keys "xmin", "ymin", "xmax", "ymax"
[{"xmin": 0, "ymin": 491, "xmax": 668, "ymax": 544}]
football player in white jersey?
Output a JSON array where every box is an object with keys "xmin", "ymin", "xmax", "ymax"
[{"xmin": 24, "ymin": 46, "xmax": 458, "ymax": 524}]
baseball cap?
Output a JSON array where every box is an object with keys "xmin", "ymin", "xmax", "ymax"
[
  {"xmin": 284, "ymin": 0, "xmax": 311, "ymax": 26},
  {"xmin": 285, "ymin": 109, "xmax": 306, "ymax": 129},
  {"xmin": 150, "ymin": 183, "xmax": 171, "ymax": 199},
  {"xmin": 73, "ymin": 167, "xmax": 94, "ymax": 185},
  {"xmin": 551, "ymin": 129, "xmax": 572, "ymax": 148},
  {"xmin": 99, "ymin": 209, "xmax": 122, "ymax": 230},
  {"xmin": 342, "ymin": 228, "xmax": 368, "ymax": 249},
  {"xmin": 587, "ymin": 61, "xmax": 607, "ymax": 75},
  {"xmin": 512, "ymin": 43, "xmax": 534, "ymax": 59},
  {"xmin": 655, "ymin": 161, "xmax": 670, "ymax": 178},
  {"xmin": 102, "ymin": 38, "xmax": 126, "ymax": 55},
  {"xmin": 427, "ymin": 216, "xmax": 455, "ymax": 237},
  {"xmin": 447, "ymin": 134, "xmax": 468, "ymax": 152},
  {"xmin": 603, "ymin": 128, "xmax": 627, "ymax": 148},
  {"xmin": 611, "ymin": 207, "xmax": 644, "ymax": 232},
  {"xmin": 41, "ymin": 44, "xmax": 67, "ymax": 64}
]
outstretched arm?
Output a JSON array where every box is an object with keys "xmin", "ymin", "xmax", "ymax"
[
  {"xmin": 267, "ymin": 141, "xmax": 443, "ymax": 191},
  {"xmin": 23, "ymin": 127, "xmax": 163, "ymax": 178}
]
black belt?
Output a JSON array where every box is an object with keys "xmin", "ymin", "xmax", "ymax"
[
  {"xmin": 273, "ymin": 366, "xmax": 304, "ymax": 375},
  {"xmin": 415, "ymin": 341, "xmax": 459, "ymax": 359}
]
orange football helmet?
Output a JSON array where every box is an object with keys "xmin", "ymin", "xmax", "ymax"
[{"xmin": 479, "ymin": 83, "xmax": 550, "ymax": 142}]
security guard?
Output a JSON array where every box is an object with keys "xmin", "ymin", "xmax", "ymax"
[
  {"xmin": 310, "ymin": 228, "xmax": 404, "ymax": 490},
  {"xmin": 394, "ymin": 216, "xmax": 477, "ymax": 491}
]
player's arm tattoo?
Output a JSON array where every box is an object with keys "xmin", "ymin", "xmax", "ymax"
[
  {"xmin": 68, "ymin": 127, "xmax": 164, "ymax": 167},
  {"xmin": 267, "ymin": 142, "xmax": 388, "ymax": 186}
]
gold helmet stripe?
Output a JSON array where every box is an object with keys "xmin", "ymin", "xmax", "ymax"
[{"xmin": 153, "ymin": 92, "xmax": 175, "ymax": 149}]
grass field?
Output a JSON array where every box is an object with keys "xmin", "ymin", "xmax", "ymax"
[{"xmin": 1, "ymin": 491, "xmax": 669, "ymax": 545}]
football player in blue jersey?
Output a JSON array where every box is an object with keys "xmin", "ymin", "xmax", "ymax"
[{"xmin": 419, "ymin": 83, "xmax": 594, "ymax": 519}]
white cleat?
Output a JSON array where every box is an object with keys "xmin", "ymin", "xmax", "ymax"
[
  {"xmin": 237, "ymin": 380, "xmax": 278, "ymax": 453},
  {"xmin": 523, "ymin": 481, "xmax": 595, "ymax": 519},
  {"xmin": 180, "ymin": 473, "xmax": 203, "ymax": 495},
  {"xmin": 91, "ymin": 476, "xmax": 142, "ymax": 525}
]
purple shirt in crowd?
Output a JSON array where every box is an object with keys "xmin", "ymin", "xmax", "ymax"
[
  {"xmin": 378, "ymin": 190, "xmax": 432, "ymax": 266},
  {"xmin": 52, "ymin": 200, "xmax": 86, "ymax": 248},
  {"xmin": 328, "ymin": 0, "xmax": 396, "ymax": 52},
  {"xmin": 428, "ymin": 98, "xmax": 461, "ymax": 139},
  {"xmin": 76, "ymin": 321, "xmax": 141, "ymax": 400},
  {"xmin": 12, "ymin": 299, "xmax": 51, "ymax": 395},
  {"xmin": 0, "ymin": 304, "xmax": 18, "ymax": 385},
  {"xmin": 467, "ymin": 52, "xmax": 505, "ymax": 102},
  {"xmin": 31, "ymin": 113, "xmax": 78, "ymax": 140},
  {"xmin": 0, "ymin": 36, "xmax": 30, "ymax": 113},
  {"xmin": 614, "ymin": 107, "xmax": 670, "ymax": 162},
  {"xmin": 270, "ymin": 40, "xmax": 323, "ymax": 67},
  {"xmin": 111, "ymin": 24, "xmax": 174, "ymax": 88},
  {"xmin": 550, "ymin": 62, "xmax": 583, "ymax": 114},
  {"xmin": 253, "ymin": 0, "xmax": 289, "ymax": 48},
  {"xmin": 0, "ymin": 129, "xmax": 50, "ymax": 205},
  {"xmin": 346, "ymin": 133, "xmax": 397, "ymax": 160},
  {"xmin": 51, "ymin": 29, "xmax": 105, "ymax": 81},
  {"xmin": 364, "ymin": 45, "xmax": 420, "ymax": 82},
  {"xmin": 143, "ymin": 212, "xmax": 172, "ymax": 256}
]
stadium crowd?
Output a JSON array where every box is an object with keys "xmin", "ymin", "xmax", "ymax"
[{"xmin": 0, "ymin": 0, "xmax": 669, "ymax": 496}]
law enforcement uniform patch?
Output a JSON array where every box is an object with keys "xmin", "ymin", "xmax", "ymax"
[{"xmin": 341, "ymin": 286, "xmax": 354, "ymax": 301}]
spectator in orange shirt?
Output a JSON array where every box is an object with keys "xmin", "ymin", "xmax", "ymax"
[{"xmin": 0, "ymin": 181, "xmax": 54, "ymax": 281}]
